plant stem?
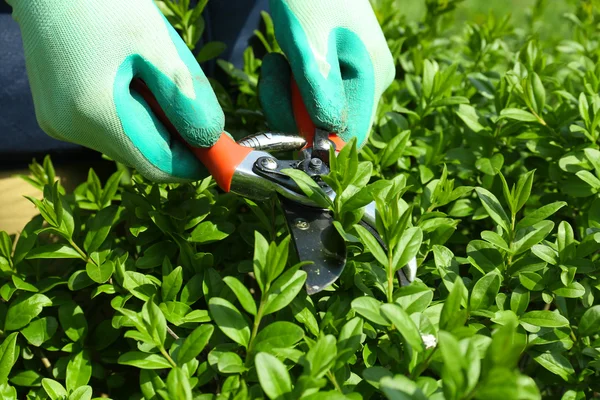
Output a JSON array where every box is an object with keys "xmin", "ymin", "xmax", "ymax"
[
  {"xmin": 248, "ymin": 300, "xmax": 266, "ymax": 354},
  {"xmin": 69, "ymin": 239, "xmax": 87, "ymax": 260},
  {"xmin": 68, "ymin": 239, "xmax": 99, "ymax": 266},
  {"xmin": 166, "ymin": 326, "xmax": 179, "ymax": 340},
  {"xmin": 327, "ymin": 371, "xmax": 343, "ymax": 393},
  {"xmin": 160, "ymin": 346, "xmax": 178, "ymax": 368},
  {"xmin": 411, "ymin": 348, "xmax": 438, "ymax": 379},
  {"xmin": 387, "ymin": 250, "xmax": 394, "ymax": 303}
]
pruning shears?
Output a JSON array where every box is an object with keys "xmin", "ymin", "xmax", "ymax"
[{"xmin": 132, "ymin": 78, "xmax": 416, "ymax": 294}]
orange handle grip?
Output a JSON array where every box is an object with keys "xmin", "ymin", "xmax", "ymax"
[
  {"xmin": 290, "ymin": 78, "xmax": 345, "ymax": 151},
  {"xmin": 131, "ymin": 78, "xmax": 251, "ymax": 192}
]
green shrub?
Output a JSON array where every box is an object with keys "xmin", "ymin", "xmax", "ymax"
[{"xmin": 1, "ymin": 0, "xmax": 600, "ymax": 399}]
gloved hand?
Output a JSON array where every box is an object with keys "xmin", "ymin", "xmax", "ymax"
[
  {"xmin": 6, "ymin": 0, "xmax": 224, "ymax": 181},
  {"xmin": 258, "ymin": 0, "xmax": 395, "ymax": 148}
]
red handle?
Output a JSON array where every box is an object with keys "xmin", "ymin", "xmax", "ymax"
[
  {"xmin": 290, "ymin": 78, "xmax": 346, "ymax": 151},
  {"xmin": 131, "ymin": 78, "xmax": 251, "ymax": 192}
]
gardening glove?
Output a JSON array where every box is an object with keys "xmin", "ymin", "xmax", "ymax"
[
  {"xmin": 258, "ymin": 0, "xmax": 395, "ymax": 148},
  {"xmin": 6, "ymin": 0, "xmax": 224, "ymax": 182}
]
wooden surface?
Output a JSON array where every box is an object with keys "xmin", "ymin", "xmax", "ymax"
[
  {"xmin": 0, "ymin": 167, "xmax": 91, "ymax": 235},
  {"xmin": 0, "ymin": 170, "xmax": 42, "ymax": 235}
]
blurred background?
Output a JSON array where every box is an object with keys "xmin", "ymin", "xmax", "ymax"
[{"xmin": 380, "ymin": 0, "xmax": 578, "ymax": 40}]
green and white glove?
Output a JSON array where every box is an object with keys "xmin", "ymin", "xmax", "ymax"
[
  {"xmin": 7, "ymin": 0, "xmax": 224, "ymax": 181},
  {"xmin": 259, "ymin": 0, "xmax": 395, "ymax": 147}
]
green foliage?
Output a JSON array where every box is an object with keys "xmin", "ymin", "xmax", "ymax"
[{"xmin": 1, "ymin": 0, "xmax": 600, "ymax": 399}]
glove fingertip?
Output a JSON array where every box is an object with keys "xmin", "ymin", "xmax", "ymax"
[{"xmin": 258, "ymin": 53, "xmax": 298, "ymax": 133}]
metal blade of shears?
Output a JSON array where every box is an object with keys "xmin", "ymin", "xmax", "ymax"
[{"xmin": 279, "ymin": 197, "xmax": 346, "ymax": 295}]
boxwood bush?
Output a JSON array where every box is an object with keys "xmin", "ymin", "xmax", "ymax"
[{"xmin": 1, "ymin": 0, "xmax": 600, "ymax": 399}]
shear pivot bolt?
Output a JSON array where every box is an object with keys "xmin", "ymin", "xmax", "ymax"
[
  {"xmin": 261, "ymin": 158, "xmax": 278, "ymax": 170},
  {"xmin": 294, "ymin": 218, "xmax": 310, "ymax": 230},
  {"xmin": 309, "ymin": 158, "xmax": 323, "ymax": 171}
]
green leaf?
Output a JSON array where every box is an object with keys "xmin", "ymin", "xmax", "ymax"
[
  {"xmin": 531, "ymin": 73, "xmax": 546, "ymax": 112},
  {"xmin": 510, "ymin": 286, "xmax": 530, "ymax": 316},
  {"xmin": 470, "ymin": 270, "xmax": 501, "ymax": 310},
  {"xmin": 196, "ymin": 41, "xmax": 227, "ymax": 63},
  {"xmin": 136, "ymin": 241, "xmax": 177, "ymax": 269},
  {"xmin": 142, "ymin": 297, "xmax": 167, "ymax": 347},
  {"xmin": 392, "ymin": 227, "xmax": 422, "ymax": 272},
  {"xmin": 579, "ymin": 93, "xmax": 590, "ymax": 124},
  {"xmin": 123, "ymin": 271, "xmax": 158, "ymax": 301},
  {"xmin": 557, "ymin": 221, "xmax": 576, "ymax": 262},
  {"xmin": 336, "ymin": 317, "xmax": 364, "ymax": 367},
  {"xmin": 440, "ymin": 277, "xmax": 467, "ymax": 331},
  {"xmin": 531, "ymin": 244, "xmax": 558, "ymax": 265},
  {"xmin": 584, "ymin": 148, "xmax": 600, "ymax": 175},
  {"xmin": 517, "ymin": 202, "xmax": 567, "ymax": 230},
  {"xmin": 514, "ymin": 170, "xmax": 535, "ymax": 212},
  {"xmin": 380, "ymin": 130, "xmax": 410, "ymax": 167},
  {"xmin": 255, "ymin": 352, "xmax": 292, "ymax": 399},
  {"xmin": 578, "ymin": 305, "xmax": 600, "ymax": 336},
  {"xmin": 208, "ymin": 297, "xmax": 251, "ymax": 348},
  {"xmin": 511, "ymin": 220, "xmax": 554, "ymax": 255},
  {"xmin": 177, "ymin": 324, "xmax": 214, "ymax": 366},
  {"xmin": 26, "ymin": 244, "xmax": 82, "ymax": 260},
  {"xmin": 11, "ymin": 276, "xmax": 37, "ymax": 292},
  {"xmin": 253, "ymin": 232, "xmax": 270, "ymax": 292},
  {"xmin": 217, "ymin": 352, "xmax": 245, "ymax": 374},
  {"xmin": 68, "ymin": 386, "xmax": 92, "ymax": 400},
  {"xmin": 520, "ymin": 311, "xmax": 569, "ymax": 328},
  {"xmin": 180, "ymin": 273, "xmax": 203, "ymax": 305},
  {"xmin": 363, "ymin": 367, "xmax": 393, "ymax": 389},
  {"xmin": 139, "ymin": 370, "xmax": 165, "ymax": 400},
  {"xmin": 351, "ymin": 296, "xmax": 389, "ymax": 326},
  {"xmin": 395, "ymin": 282, "xmax": 434, "ymax": 314},
  {"xmin": 305, "ymin": 335, "xmax": 337, "ymax": 378},
  {"xmin": 118, "ymin": 352, "xmax": 173, "ymax": 369},
  {"xmin": 85, "ymin": 260, "xmax": 114, "ymax": 284},
  {"xmin": 475, "ymin": 188, "xmax": 511, "ymax": 233},
  {"xmin": 21, "ymin": 317, "xmax": 58, "ymax": 347},
  {"xmin": 58, "ymin": 301, "xmax": 88, "ymax": 342},
  {"xmin": 83, "ymin": 206, "xmax": 119, "ymax": 253},
  {"xmin": 9, "ymin": 370, "xmax": 42, "ymax": 387},
  {"xmin": 162, "ymin": 266, "xmax": 183, "ymax": 303},
  {"xmin": 533, "ymin": 351, "xmax": 574, "ymax": 382},
  {"xmin": 380, "ymin": 303, "xmax": 424, "ymax": 351},
  {"xmin": 66, "ymin": 350, "xmax": 92, "ymax": 392},
  {"xmin": 166, "ymin": 368, "xmax": 192, "ymax": 400},
  {"xmin": 380, "ymin": 375, "xmax": 428, "ymax": 400},
  {"xmin": 263, "ymin": 269, "xmax": 307, "ymax": 316},
  {"xmin": 5, "ymin": 293, "xmax": 51, "ymax": 331},
  {"xmin": 438, "ymin": 331, "xmax": 466, "ymax": 398},
  {"xmin": 252, "ymin": 321, "xmax": 304, "ymax": 354},
  {"xmin": 13, "ymin": 216, "xmax": 43, "ymax": 265},
  {"xmin": 519, "ymin": 272, "xmax": 544, "ymax": 291},
  {"xmin": 354, "ymin": 224, "xmax": 388, "ymax": 267},
  {"xmin": 282, "ymin": 169, "xmax": 333, "ymax": 209},
  {"xmin": 0, "ymin": 232, "xmax": 12, "ymax": 263},
  {"xmin": 481, "ymin": 231, "xmax": 510, "ymax": 251},
  {"xmin": 552, "ymin": 281, "xmax": 585, "ymax": 298},
  {"xmin": 576, "ymin": 170, "xmax": 600, "ymax": 189},
  {"xmin": 42, "ymin": 378, "xmax": 67, "ymax": 400},
  {"xmin": 500, "ymin": 108, "xmax": 539, "ymax": 122},
  {"xmin": 190, "ymin": 221, "xmax": 235, "ymax": 244},
  {"xmin": 223, "ymin": 276, "xmax": 257, "ymax": 316},
  {"xmin": 456, "ymin": 104, "xmax": 486, "ymax": 132},
  {"xmin": 0, "ymin": 333, "xmax": 19, "ymax": 383},
  {"xmin": 476, "ymin": 154, "xmax": 504, "ymax": 176}
]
